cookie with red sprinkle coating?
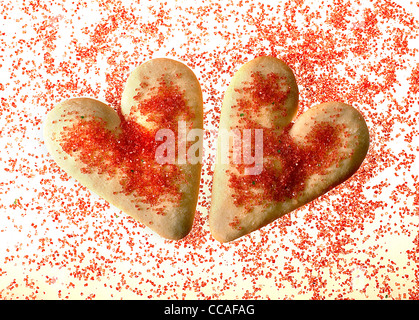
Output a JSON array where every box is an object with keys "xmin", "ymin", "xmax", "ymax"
[
  {"xmin": 210, "ymin": 56, "xmax": 369, "ymax": 243},
  {"xmin": 43, "ymin": 58, "xmax": 203, "ymax": 240}
]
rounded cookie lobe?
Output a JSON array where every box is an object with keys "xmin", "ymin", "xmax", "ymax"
[
  {"xmin": 210, "ymin": 57, "xmax": 369, "ymax": 243},
  {"xmin": 43, "ymin": 58, "xmax": 203, "ymax": 240},
  {"xmin": 121, "ymin": 58, "xmax": 203, "ymax": 131},
  {"xmin": 219, "ymin": 56, "xmax": 299, "ymax": 130},
  {"xmin": 289, "ymin": 101, "xmax": 369, "ymax": 202}
]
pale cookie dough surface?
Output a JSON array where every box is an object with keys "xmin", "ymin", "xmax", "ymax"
[
  {"xmin": 121, "ymin": 58, "xmax": 203, "ymax": 131},
  {"xmin": 43, "ymin": 59, "xmax": 203, "ymax": 240},
  {"xmin": 220, "ymin": 56, "xmax": 299, "ymax": 129},
  {"xmin": 289, "ymin": 101, "xmax": 370, "ymax": 199},
  {"xmin": 210, "ymin": 57, "xmax": 369, "ymax": 243}
]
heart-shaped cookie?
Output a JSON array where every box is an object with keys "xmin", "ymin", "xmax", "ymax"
[
  {"xmin": 210, "ymin": 56, "xmax": 369, "ymax": 243},
  {"xmin": 43, "ymin": 58, "xmax": 203, "ymax": 240}
]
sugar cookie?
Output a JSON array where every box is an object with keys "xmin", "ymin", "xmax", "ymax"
[
  {"xmin": 43, "ymin": 58, "xmax": 203, "ymax": 240},
  {"xmin": 210, "ymin": 56, "xmax": 369, "ymax": 243}
]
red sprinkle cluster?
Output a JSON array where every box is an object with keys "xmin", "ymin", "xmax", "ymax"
[
  {"xmin": 132, "ymin": 77, "xmax": 195, "ymax": 130},
  {"xmin": 229, "ymin": 121, "xmax": 345, "ymax": 212},
  {"xmin": 59, "ymin": 80, "xmax": 191, "ymax": 211},
  {"xmin": 228, "ymin": 71, "xmax": 347, "ymax": 215},
  {"xmin": 235, "ymin": 71, "xmax": 291, "ymax": 118}
]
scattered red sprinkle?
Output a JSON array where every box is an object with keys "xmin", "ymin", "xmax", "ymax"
[{"xmin": 0, "ymin": 0, "xmax": 418, "ymax": 300}]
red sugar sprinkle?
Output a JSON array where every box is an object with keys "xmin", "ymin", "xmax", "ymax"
[
  {"xmin": 228, "ymin": 70, "xmax": 348, "ymax": 213},
  {"xmin": 59, "ymin": 81, "xmax": 191, "ymax": 211},
  {"xmin": 235, "ymin": 72, "xmax": 290, "ymax": 118},
  {"xmin": 132, "ymin": 76, "xmax": 195, "ymax": 128},
  {"xmin": 229, "ymin": 121, "xmax": 346, "ymax": 211}
]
